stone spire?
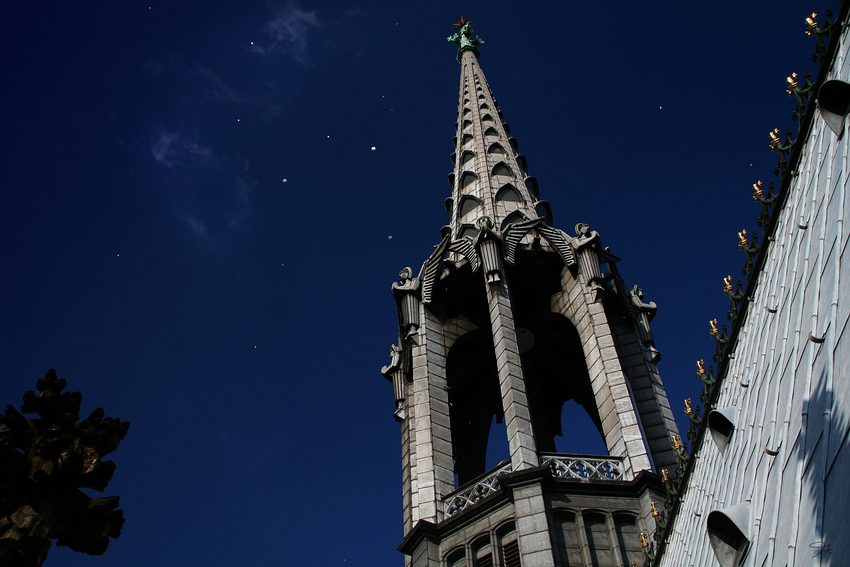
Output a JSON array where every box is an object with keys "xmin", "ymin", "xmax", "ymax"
[
  {"xmin": 384, "ymin": 21, "xmax": 681, "ymax": 566},
  {"xmin": 446, "ymin": 21, "xmax": 550, "ymax": 239}
]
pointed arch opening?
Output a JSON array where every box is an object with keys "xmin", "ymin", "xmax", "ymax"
[
  {"xmin": 462, "ymin": 119, "xmax": 473, "ymax": 130},
  {"xmin": 480, "ymin": 102, "xmax": 489, "ymax": 109},
  {"xmin": 481, "ymin": 113, "xmax": 494, "ymax": 122},
  {"xmin": 463, "ymin": 107, "xmax": 471, "ymax": 116},
  {"xmin": 488, "ymin": 142, "xmax": 506, "ymax": 155},
  {"xmin": 459, "ymin": 171, "xmax": 477, "ymax": 190},
  {"xmin": 458, "ymin": 195, "xmax": 482, "ymax": 217},
  {"xmin": 491, "ymin": 162, "xmax": 514, "ymax": 177},
  {"xmin": 525, "ymin": 176, "xmax": 540, "ymax": 199},
  {"xmin": 495, "ymin": 184, "xmax": 523, "ymax": 203},
  {"xmin": 509, "ymin": 312, "xmax": 606, "ymax": 455},
  {"xmin": 446, "ymin": 328, "xmax": 505, "ymax": 487},
  {"xmin": 478, "ymin": 94, "xmax": 485, "ymax": 100},
  {"xmin": 460, "ymin": 150, "xmax": 475, "ymax": 166},
  {"xmin": 501, "ymin": 211, "xmax": 528, "ymax": 230},
  {"xmin": 484, "ymin": 126, "xmax": 499, "ymax": 137},
  {"xmin": 461, "ymin": 133, "xmax": 473, "ymax": 146},
  {"xmin": 458, "ymin": 223, "xmax": 478, "ymax": 240}
]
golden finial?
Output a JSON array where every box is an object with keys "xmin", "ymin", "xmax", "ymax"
[
  {"xmin": 723, "ymin": 275, "xmax": 733, "ymax": 294},
  {"xmin": 752, "ymin": 180, "xmax": 764, "ymax": 200},
  {"xmin": 709, "ymin": 318, "xmax": 719, "ymax": 337},
  {"xmin": 651, "ymin": 501, "xmax": 659, "ymax": 516},
  {"xmin": 696, "ymin": 359, "xmax": 705, "ymax": 376},
  {"xmin": 684, "ymin": 398, "xmax": 693, "ymax": 415},
  {"xmin": 738, "ymin": 229, "xmax": 749, "ymax": 249},
  {"xmin": 786, "ymin": 72, "xmax": 799, "ymax": 95},
  {"xmin": 672, "ymin": 434, "xmax": 682, "ymax": 450},
  {"xmin": 769, "ymin": 128, "xmax": 781, "ymax": 149},
  {"xmin": 632, "ymin": 563, "xmax": 639, "ymax": 567},
  {"xmin": 805, "ymin": 13, "xmax": 818, "ymax": 36},
  {"xmin": 640, "ymin": 531, "xmax": 649, "ymax": 547},
  {"xmin": 662, "ymin": 468, "xmax": 669, "ymax": 482}
]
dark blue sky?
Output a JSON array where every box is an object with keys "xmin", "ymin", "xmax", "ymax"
[{"xmin": 1, "ymin": 1, "xmax": 827, "ymax": 565}]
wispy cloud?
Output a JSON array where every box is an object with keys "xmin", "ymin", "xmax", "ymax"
[
  {"xmin": 151, "ymin": 131, "xmax": 212, "ymax": 169},
  {"xmin": 144, "ymin": 59, "xmax": 243, "ymax": 104},
  {"xmin": 251, "ymin": 1, "xmax": 321, "ymax": 64},
  {"xmin": 195, "ymin": 65, "xmax": 242, "ymax": 103},
  {"xmin": 184, "ymin": 215, "xmax": 208, "ymax": 238},
  {"xmin": 228, "ymin": 175, "xmax": 255, "ymax": 230}
]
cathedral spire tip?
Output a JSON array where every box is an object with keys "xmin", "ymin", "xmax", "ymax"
[{"xmin": 448, "ymin": 17, "xmax": 483, "ymax": 60}]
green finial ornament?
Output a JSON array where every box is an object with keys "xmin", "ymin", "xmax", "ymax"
[{"xmin": 448, "ymin": 16, "xmax": 484, "ymax": 59}]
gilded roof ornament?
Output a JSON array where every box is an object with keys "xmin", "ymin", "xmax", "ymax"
[
  {"xmin": 769, "ymin": 128, "xmax": 782, "ymax": 149},
  {"xmin": 709, "ymin": 319, "xmax": 719, "ymax": 337},
  {"xmin": 805, "ymin": 13, "xmax": 819, "ymax": 36},
  {"xmin": 786, "ymin": 72, "xmax": 799, "ymax": 95}
]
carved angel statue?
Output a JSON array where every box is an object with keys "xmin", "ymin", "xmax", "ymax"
[
  {"xmin": 631, "ymin": 284, "xmax": 660, "ymax": 362},
  {"xmin": 571, "ymin": 223, "xmax": 605, "ymax": 295}
]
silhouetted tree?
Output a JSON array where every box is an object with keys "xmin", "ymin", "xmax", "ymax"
[{"xmin": 0, "ymin": 369, "xmax": 129, "ymax": 566}]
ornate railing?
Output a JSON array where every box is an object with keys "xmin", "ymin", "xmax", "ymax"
[
  {"xmin": 541, "ymin": 454, "xmax": 625, "ymax": 481},
  {"xmin": 444, "ymin": 461, "xmax": 512, "ymax": 517},
  {"xmin": 443, "ymin": 455, "xmax": 626, "ymax": 516}
]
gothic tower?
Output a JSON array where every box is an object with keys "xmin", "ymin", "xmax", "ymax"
[{"xmin": 382, "ymin": 20, "xmax": 681, "ymax": 566}]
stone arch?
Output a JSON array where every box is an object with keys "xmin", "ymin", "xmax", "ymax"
[
  {"xmin": 459, "ymin": 171, "xmax": 477, "ymax": 190},
  {"xmin": 501, "ymin": 211, "xmax": 528, "ymax": 230},
  {"xmin": 484, "ymin": 126, "xmax": 499, "ymax": 137},
  {"xmin": 512, "ymin": 312, "xmax": 605, "ymax": 454},
  {"xmin": 444, "ymin": 546, "xmax": 467, "ymax": 567},
  {"xmin": 495, "ymin": 184, "xmax": 523, "ymax": 203},
  {"xmin": 481, "ymin": 113, "xmax": 494, "ymax": 122},
  {"xmin": 583, "ymin": 511, "xmax": 614, "ymax": 566},
  {"xmin": 458, "ymin": 195, "xmax": 482, "ymax": 217},
  {"xmin": 491, "ymin": 162, "xmax": 513, "ymax": 177},
  {"xmin": 552, "ymin": 509, "xmax": 582, "ymax": 566},
  {"xmin": 471, "ymin": 534, "xmax": 493, "ymax": 567},
  {"xmin": 458, "ymin": 224, "xmax": 478, "ymax": 240},
  {"xmin": 480, "ymin": 102, "xmax": 489, "ymax": 109},
  {"xmin": 488, "ymin": 142, "xmax": 506, "ymax": 155},
  {"xmin": 460, "ymin": 150, "xmax": 475, "ymax": 165},
  {"xmin": 446, "ymin": 328, "xmax": 504, "ymax": 486},
  {"xmin": 497, "ymin": 522, "xmax": 520, "ymax": 567},
  {"xmin": 613, "ymin": 513, "xmax": 644, "ymax": 566},
  {"xmin": 461, "ymin": 133, "xmax": 473, "ymax": 146}
]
